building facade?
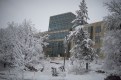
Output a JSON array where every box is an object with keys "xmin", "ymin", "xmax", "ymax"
[
  {"xmin": 70, "ymin": 21, "xmax": 105, "ymax": 58},
  {"xmin": 84, "ymin": 21, "xmax": 105, "ymax": 57},
  {"xmin": 42, "ymin": 12, "xmax": 105, "ymax": 58},
  {"xmin": 46, "ymin": 12, "xmax": 76, "ymax": 57}
]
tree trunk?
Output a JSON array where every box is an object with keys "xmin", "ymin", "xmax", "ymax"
[{"xmin": 86, "ymin": 62, "xmax": 88, "ymax": 70}]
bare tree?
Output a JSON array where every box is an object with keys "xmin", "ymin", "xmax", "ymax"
[
  {"xmin": 102, "ymin": 0, "xmax": 121, "ymax": 75},
  {"xmin": 104, "ymin": 0, "xmax": 121, "ymax": 30}
]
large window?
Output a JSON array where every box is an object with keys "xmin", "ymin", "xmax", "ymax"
[
  {"xmin": 48, "ymin": 41, "xmax": 64, "ymax": 57},
  {"xmin": 88, "ymin": 26, "xmax": 93, "ymax": 39},
  {"xmin": 95, "ymin": 36, "xmax": 100, "ymax": 43},
  {"xmin": 95, "ymin": 26, "xmax": 101, "ymax": 33},
  {"xmin": 49, "ymin": 32, "xmax": 68, "ymax": 40}
]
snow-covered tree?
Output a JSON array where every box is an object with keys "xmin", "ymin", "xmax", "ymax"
[
  {"xmin": 68, "ymin": 27, "xmax": 95, "ymax": 70},
  {"xmin": 67, "ymin": 0, "xmax": 95, "ymax": 71},
  {"xmin": 102, "ymin": 0, "xmax": 121, "ymax": 75},
  {"xmin": 0, "ymin": 24, "xmax": 18, "ymax": 67},
  {"xmin": 72, "ymin": 0, "xmax": 89, "ymax": 28},
  {"xmin": 0, "ymin": 20, "xmax": 48, "ymax": 69}
]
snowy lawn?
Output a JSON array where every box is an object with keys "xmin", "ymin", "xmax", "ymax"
[
  {"xmin": 23, "ymin": 60, "xmax": 106, "ymax": 80},
  {"xmin": 0, "ymin": 60, "xmax": 107, "ymax": 80}
]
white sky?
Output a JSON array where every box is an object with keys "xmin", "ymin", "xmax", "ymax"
[{"xmin": 0, "ymin": 0, "xmax": 110, "ymax": 32}]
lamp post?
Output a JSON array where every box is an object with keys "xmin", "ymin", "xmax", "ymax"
[{"xmin": 63, "ymin": 36, "xmax": 68, "ymax": 71}]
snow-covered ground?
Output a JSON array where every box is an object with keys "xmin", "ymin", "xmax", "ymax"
[
  {"xmin": 23, "ymin": 71, "xmax": 105, "ymax": 80},
  {"xmin": 0, "ymin": 59, "xmax": 107, "ymax": 80}
]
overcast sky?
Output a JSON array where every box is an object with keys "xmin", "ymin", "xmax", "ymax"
[{"xmin": 0, "ymin": 0, "xmax": 110, "ymax": 32}]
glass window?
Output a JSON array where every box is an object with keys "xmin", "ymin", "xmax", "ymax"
[
  {"xmin": 95, "ymin": 26, "xmax": 101, "ymax": 33},
  {"xmin": 88, "ymin": 26, "xmax": 93, "ymax": 39},
  {"xmin": 88, "ymin": 27, "xmax": 91, "ymax": 33}
]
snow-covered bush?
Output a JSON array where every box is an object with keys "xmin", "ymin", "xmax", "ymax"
[
  {"xmin": 104, "ymin": 74, "xmax": 121, "ymax": 80},
  {"xmin": 68, "ymin": 59, "xmax": 81, "ymax": 73},
  {"xmin": 102, "ymin": 30, "xmax": 121, "ymax": 74}
]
